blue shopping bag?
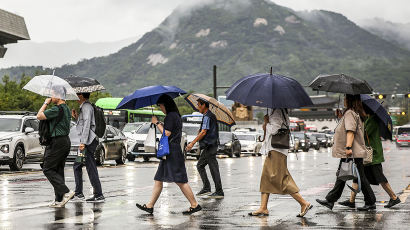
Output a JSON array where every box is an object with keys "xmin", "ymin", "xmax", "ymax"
[{"xmin": 157, "ymin": 129, "xmax": 170, "ymax": 159}]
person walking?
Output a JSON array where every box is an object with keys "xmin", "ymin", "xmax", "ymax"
[
  {"xmin": 338, "ymin": 106, "xmax": 401, "ymax": 209},
  {"xmin": 317, "ymin": 94, "xmax": 376, "ymax": 211},
  {"xmin": 136, "ymin": 95, "xmax": 201, "ymax": 215},
  {"xmin": 186, "ymin": 98, "xmax": 224, "ymax": 198},
  {"xmin": 71, "ymin": 93, "xmax": 105, "ymax": 202},
  {"xmin": 249, "ymin": 109, "xmax": 312, "ymax": 217},
  {"xmin": 37, "ymin": 85, "xmax": 74, "ymax": 208}
]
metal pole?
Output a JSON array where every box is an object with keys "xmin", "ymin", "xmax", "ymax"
[{"xmin": 213, "ymin": 65, "xmax": 217, "ymax": 99}]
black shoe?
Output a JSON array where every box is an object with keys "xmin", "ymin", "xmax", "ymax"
[
  {"xmin": 182, "ymin": 204, "xmax": 202, "ymax": 215},
  {"xmin": 86, "ymin": 195, "xmax": 105, "ymax": 203},
  {"xmin": 384, "ymin": 198, "xmax": 401, "ymax": 208},
  {"xmin": 136, "ymin": 203, "xmax": 154, "ymax": 214},
  {"xmin": 248, "ymin": 212, "xmax": 269, "ymax": 216},
  {"xmin": 196, "ymin": 188, "xmax": 211, "ymax": 196},
  {"xmin": 316, "ymin": 199, "xmax": 334, "ymax": 210},
  {"xmin": 357, "ymin": 204, "xmax": 376, "ymax": 211},
  {"xmin": 208, "ymin": 191, "xmax": 224, "ymax": 199},
  {"xmin": 338, "ymin": 199, "xmax": 355, "ymax": 208}
]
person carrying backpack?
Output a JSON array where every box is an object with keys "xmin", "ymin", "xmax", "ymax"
[
  {"xmin": 71, "ymin": 92, "xmax": 105, "ymax": 202},
  {"xmin": 37, "ymin": 85, "xmax": 74, "ymax": 208}
]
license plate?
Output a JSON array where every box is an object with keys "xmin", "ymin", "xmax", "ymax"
[{"xmin": 138, "ymin": 147, "xmax": 145, "ymax": 151}]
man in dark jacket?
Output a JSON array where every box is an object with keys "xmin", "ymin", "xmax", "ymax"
[{"xmin": 186, "ymin": 99, "xmax": 224, "ymax": 198}]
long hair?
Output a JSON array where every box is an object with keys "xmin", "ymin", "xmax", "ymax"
[
  {"xmin": 156, "ymin": 94, "xmax": 180, "ymax": 116},
  {"xmin": 344, "ymin": 94, "xmax": 366, "ymax": 120}
]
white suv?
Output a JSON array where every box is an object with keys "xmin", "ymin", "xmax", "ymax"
[{"xmin": 0, "ymin": 113, "xmax": 44, "ymax": 170}]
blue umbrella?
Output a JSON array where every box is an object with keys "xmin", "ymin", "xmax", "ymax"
[
  {"xmin": 225, "ymin": 72, "xmax": 313, "ymax": 108},
  {"xmin": 360, "ymin": 94, "xmax": 393, "ymax": 140},
  {"xmin": 116, "ymin": 85, "xmax": 186, "ymax": 110}
]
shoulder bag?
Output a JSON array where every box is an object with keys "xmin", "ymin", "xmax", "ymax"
[
  {"xmin": 270, "ymin": 109, "xmax": 290, "ymax": 149},
  {"xmin": 363, "ymin": 129, "xmax": 373, "ymax": 165}
]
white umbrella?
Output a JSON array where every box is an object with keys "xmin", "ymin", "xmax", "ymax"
[{"xmin": 23, "ymin": 75, "xmax": 79, "ymax": 100}]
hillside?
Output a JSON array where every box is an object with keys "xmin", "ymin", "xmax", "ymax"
[{"xmin": 1, "ymin": 0, "xmax": 410, "ymax": 96}]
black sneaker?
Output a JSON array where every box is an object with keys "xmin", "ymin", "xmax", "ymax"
[
  {"xmin": 208, "ymin": 191, "xmax": 224, "ymax": 199},
  {"xmin": 316, "ymin": 199, "xmax": 334, "ymax": 210},
  {"xmin": 196, "ymin": 188, "xmax": 211, "ymax": 196},
  {"xmin": 86, "ymin": 195, "xmax": 105, "ymax": 203},
  {"xmin": 384, "ymin": 198, "xmax": 401, "ymax": 208},
  {"xmin": 71, "ymin": 194, "xmax": 85, "ymax": 202},
  {"xmin": 338, "ymin": 199, "xmax": 355, "ymax": 208}
]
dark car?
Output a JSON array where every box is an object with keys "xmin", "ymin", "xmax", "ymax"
[
  {"xmin": 217, "ymin": 132, "xmax": 241, "ymax": 158},
  {"xmin": 312, "ymin": 133, "xmax": 328, "ymax": 148},
  {"xmin": 68, "ymin": 125, "xmax": 128, "ymax": 165},
  {"xmin": 306, "ymin": 133, "xmax": 320, "ymax": 150},
  {"xmin": 292, "ymin": 132, "xmax": 309, "ymax": 152}
]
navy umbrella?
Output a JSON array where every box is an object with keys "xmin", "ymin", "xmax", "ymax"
[
  {"xmin": 360, "ymin": 94, "xmax": 393, "ymax": 140},
  {"xmin": 116, "ymin": 85, "xmax": 186, "ymax": 110},
  {"xmin": 225, "ymin": 72, "xmax": 313, "ymax": 108}
]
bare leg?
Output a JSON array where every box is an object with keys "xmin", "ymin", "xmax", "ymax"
[
  {"xmin": 380, "ymin": 182, "xmax": 397, "ymax": 200},
  {"xmin": 146, "ymin": 180, "xmax": 163, "ymax": 208},
  {"xmin": 290, "ymin": 192, "xmax": 310, "ymax": 212},
  {"xmin": 251, "ymin": 193, "xmax": 270, "ymax": 215},
  {"xmin": 176, "ymin": 183, "xmax": 198, "ymax": 208},
  {"xmin": 349, "ymin": 183, "xmax": 358, "ymax": 202}
]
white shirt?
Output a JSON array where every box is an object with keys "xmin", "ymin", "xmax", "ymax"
[{"xmin": 260, "ymin": 109, "xmax": 290, "ymax": 156}]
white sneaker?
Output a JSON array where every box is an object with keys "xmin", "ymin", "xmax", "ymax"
[{"xmin": 60, "ymin": 191, "xmax": 75, "ymax": 206}]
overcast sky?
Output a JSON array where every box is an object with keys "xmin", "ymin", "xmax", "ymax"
[{"xmin": 1, "ymin": 0, "xmax": 409, "ymax": 43}]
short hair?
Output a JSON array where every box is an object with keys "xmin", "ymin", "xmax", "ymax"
[
  {"xmin": 197, "ymin": 98, "xmax": 209, "ymax": 108},
  {"xmin": 81, "ymin": 93, "xmax": 90, "ymax": 99}
]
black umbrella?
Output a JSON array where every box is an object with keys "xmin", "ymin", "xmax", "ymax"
[
  {"xmin": 63, "ymin": 75, "xmax": 105, "ymax": 93},
  {"xmin": 308, "ymin": 74, "xmax": 373, "ymax": 95}
]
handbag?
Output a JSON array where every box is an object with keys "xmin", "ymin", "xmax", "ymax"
[
  {"xmin": 157, "ymin": 129, "xmax": 170, "ymax": 159},
  {"xmin": 337, "ymin": 157, "xmax": 362, "ymax": 193},
  {"xmin": 144, "ymin": 123, "xmax": 157, "ymax": 153},
  {"xmin": 270, "ymin": 109, "xmax": 290, "ymax": 149},
  {"xmin": 363, "ymin": 130, "xmax": 373, "ymax": 165}
]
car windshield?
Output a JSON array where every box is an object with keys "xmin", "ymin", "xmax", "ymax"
[
  {"xmin": 123, "ymin": 123, "xmax": 142, "ymax": 132},
  {"xmin": 293, "ymin": 133, "xmax": 305, "ymax": 139},
  {"xmin": 136, "ymin": 124, "xmax": 161, "ymax": 134},
  {"xmin": 398, "ymin": 128, "xmax": 410, "ymax": 135},
  {"xmin": 313, "ymin": 133, "xmax": 326, "ymax": 138},
  {"xmin": 307, "ymin": 134, "xmax": 317, "ymax": 141},
  {"xmin": 236, "ymin": 134, "xmax": 255, "ymax": 141},
  {"xmin": 182, "ymin": 125, "xmax": 200, "ymax": 135},
  {"xmin": 219, "ymin": 132, "xmax": 231, "ymax": 143},
  {"xmin": 0, "ymin": 118, "xmax": 21, "ymax": 132}
]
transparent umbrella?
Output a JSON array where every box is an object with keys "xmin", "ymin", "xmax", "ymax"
[{"xmin": 23, "ymin": 75, "xmax": 79, "ymax": 100}]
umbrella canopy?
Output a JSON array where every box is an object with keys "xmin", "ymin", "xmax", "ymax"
[
  {"xmin": 185, "ymin": 93, "xmax": 236, "ymax": 126},
  {"xmin": 360, "ymin": 94, "xmax": 393, "ymax": 140},
  {"xmin": 23, "ymin": 75, "xmax": 79, "ymax": 100},
  {"xmin": 225, "ymin": 73, "xmax": 313, "ymax": 108},
  {"xmin": 116, "ymin": 85, "xmax": 186, "ymax": 110},
  {"xmin": 63, "ymin": 75, "xmax": 105, "ymax": 93},
  {"xmin": 309, "ymin": 74, "xmax": 373, "ymax": 95}
]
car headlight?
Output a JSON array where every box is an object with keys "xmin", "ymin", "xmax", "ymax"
[
  {"xmin": 0, "ymin": 144, "xmax": 9, "ymax": 153},
  {"xmin": 225, "ymin": 142, "xmax": 232, "ymax": 147}
]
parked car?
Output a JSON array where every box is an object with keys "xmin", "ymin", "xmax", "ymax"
[
  {"xmin": 292, "ymin": 132, "xmax": 309, "ymax": 152},
  {"xmin": 182, "ymin": 123, "xmax": 201, "ymax": 159},
  {"xmin": 68, "ymin": 125, "xmax": 128, "ymax": 165},
  {"xmin": 218, "ymin": 131, "xmax": 241, "ymax": 157},
  {"xmin": 127, "ymin": 122, "xmax": 187, "ymax": 161},
  {"xmin": 396, "ymin": 125, "xmax": 410, "ymax": 147},
  {"xmin": 0, "ymin": 113, "xmax": 44, "ymax": 170},
  {"xmin": 306, "ymin": 133, "xmax": 320, "ymax": 150},
  {"xmin": 234, "ymin": 132, "xmax": 261, "ymax": 156}
]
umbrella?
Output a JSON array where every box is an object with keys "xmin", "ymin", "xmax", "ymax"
[
  {"xmin": 116, "ymin": 85, "xmax": 186, "ymax": 110},
  {"xmin": 63, "ymin": 75, "xmax": 105, "ymax": 93},
  {"xmin": 23, "ymin": 75, "xmax": 79, "ymax": 100},
  {"xmin": 225, "ymin": 73, "xmax": 313, "ymax": 108},
  {"xmin": 309, "ymin": 74, "xmax": 373, "ymax": 95},
  {"xmin": 360, "ymin": 94, "xmax": 393, "ymax": 140},
  {"xmin": 184, "ymin": 93, "xmax": 236, "ymax": 126}
]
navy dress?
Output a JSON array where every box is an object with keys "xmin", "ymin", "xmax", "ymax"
[{"xmin": 154, "ymin": 112, "xmax": 188, "ymax": 183}]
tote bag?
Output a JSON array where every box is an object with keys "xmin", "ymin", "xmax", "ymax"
[
  {"xmin": 157, "ymin": 130, "xmax": 170, "ymax": 158},
  {"xmin": 144, "ymin": 124, "xmax": 157, "ymax": 153}
]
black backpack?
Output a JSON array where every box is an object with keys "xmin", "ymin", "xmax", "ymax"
[
  {"xmin": 84, "ymin": 102, "xmax": 106, "ymax": 138},
  {"xmin": 39, "ymin": 105, "xmax": 63, "ymax": 146}
]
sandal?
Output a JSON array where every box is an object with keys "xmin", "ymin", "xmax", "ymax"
[
  {"xmin": 297, "ymin": 204, "xmax": 313, "ymax": 217},
  {"xmin": 136, "ymin": 203, "xmax": 154, "ymax": 214},
  {"xmin": 248, "ymin": 212, "xmax": 269, "ymax": 216},
  {"xmin": 182, "ymin": 204, "xmax": 202, "ymax": 215}
]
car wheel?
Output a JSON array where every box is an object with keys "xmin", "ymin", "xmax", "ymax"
[
  {"xmin": 96, "ymin": 147, "xmax": 105, "ymax": 166},
  {"xmin": 303, "ymin": 148, "xmax": 309, "ymax": 152},
  {"xmin": 115, "ymin": 147, "xmax": 126, "ymax": 165},
  {"xmin": 10, "ymin": 145, "xmax": 25, "ymax": 171},
  {"xmin": 127, "ymin": 155, "xmax": 135, "ymax": 162},
  {"xmin": 143, "ymin": 156, "xmax": 150, "ymax": 162}
]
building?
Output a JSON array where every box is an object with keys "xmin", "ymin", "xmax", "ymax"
[{"xmin": 0, "ymin": 9, "xmax": 30, "ymax": 58}]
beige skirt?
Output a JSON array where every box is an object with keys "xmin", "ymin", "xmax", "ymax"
[{"xmin": 260, "ymin": 150, "xmax": 300, "ymax": 194}]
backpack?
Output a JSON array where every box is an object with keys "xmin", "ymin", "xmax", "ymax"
[
  {"xmin": 39, "ymin": 105, "xmax": 63, "ymax": 146},
  {"xmin": 85, "ymin": 102, "xmax": 106, "ymax": 138}
]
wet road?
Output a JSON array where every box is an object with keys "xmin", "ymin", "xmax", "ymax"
[{"xmin": 0, "ymin": 141, "xmax": 409, "ymax": 229}]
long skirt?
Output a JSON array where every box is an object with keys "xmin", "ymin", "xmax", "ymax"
[{"xmin": 260, "ymin": 150, "xmax": 299, "ymax": 194}]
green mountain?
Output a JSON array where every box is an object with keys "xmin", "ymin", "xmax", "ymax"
[{"xmin": 1, "ymin": 0, "xmax": 410, "ymax": 96}]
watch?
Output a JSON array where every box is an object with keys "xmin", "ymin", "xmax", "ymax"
[
  {"xmin": 156, "ymin": 121, "xmax": 161, "ymax": 125},
  {"xmin": 345, "ymin": 146, "xmax": 352, "ymax": 150}
]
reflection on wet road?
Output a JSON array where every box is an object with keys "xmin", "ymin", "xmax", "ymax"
[{"xmin": 0, "ymin": 141, "xmax": 409, "ymax": 229}]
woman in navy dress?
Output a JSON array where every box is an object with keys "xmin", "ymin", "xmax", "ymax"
[{"xmin": 136, "ymin": 94, "xmax": 201, "ymax": 215}]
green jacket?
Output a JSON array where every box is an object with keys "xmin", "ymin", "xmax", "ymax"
[{"xmin": 364, "ymin": 115, "xmax": 384, "ymax": 165}]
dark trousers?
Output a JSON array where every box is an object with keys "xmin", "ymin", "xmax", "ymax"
[
  {"xmin": 326, "ymin": 158, "xmax": 376, "ymax": 205},
  {"xmin": 196, "ymin": 144, "xmax": 223, "ymax": 193},
  {"xmin": 42, "ymin": 136, "xmax": 71, "ymax": 202},
  {"xmin": 73, "ymin": 139, "xmax": 103, "ymax": 196}
]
